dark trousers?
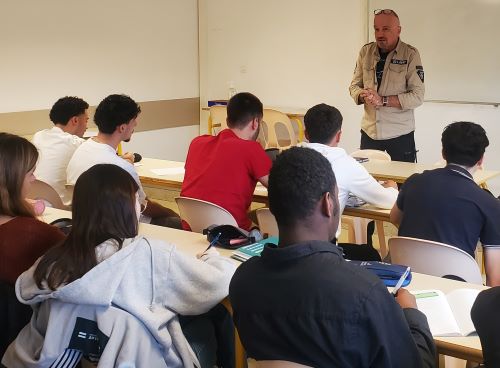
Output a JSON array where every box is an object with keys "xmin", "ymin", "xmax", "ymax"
[
  {"xmin": 179, "ymin": 304, "xmax": 235, "ymax": 368},
  {"xmin": 334, "ymin": 221, "xmax": 382, "ymax": 261},
  {"xmin": 361, "ymin": 130, "xmax": 417, "ymax": 162}
]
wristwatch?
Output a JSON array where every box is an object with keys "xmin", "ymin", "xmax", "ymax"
[{"xmin": 382, "ymin": 96, "xmax": 388, "ymax": 107}]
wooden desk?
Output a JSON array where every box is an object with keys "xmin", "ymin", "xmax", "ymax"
[
  {"xmin": 41, "ymin": 207, "xmax": 485, "ymax": 364},
  {"xmin": 363, "ymin": 160, "xmax": 499, "ymax": 188},
  {"xmin": 136, "ymin": 158, "xmax": 392, "ymax": 219}
]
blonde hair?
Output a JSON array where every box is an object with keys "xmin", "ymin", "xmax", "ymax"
[{"xmin": 0, "ymin": 133, "xmax": 38, "ymax": 217}]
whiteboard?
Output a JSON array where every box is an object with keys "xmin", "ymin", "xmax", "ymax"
[{"xmin": 368, "ymin": 0, "xmax": 500, "ymax": 104}]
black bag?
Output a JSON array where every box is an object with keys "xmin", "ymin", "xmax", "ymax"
[
  {"xmin": 203, "ymin": 224, "xmax": 255, "ymax": 249},
  {"xmin": 50, "ymin": 218, "xmax": 72, "ymax": 236}
]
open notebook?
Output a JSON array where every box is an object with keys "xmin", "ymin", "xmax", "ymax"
[{"xmin": 412, "ymin": 289, "xmax": 481, "ymax": 337}]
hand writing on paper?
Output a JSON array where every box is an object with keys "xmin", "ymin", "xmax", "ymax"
[{"xmin": 395, "ymin": 288, "xmax": 417, "ymax": 309}]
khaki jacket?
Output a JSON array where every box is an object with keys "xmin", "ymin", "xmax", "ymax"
[{"xmin": 349, "ymin": 40, "xmax": 425, "ymax": 140}]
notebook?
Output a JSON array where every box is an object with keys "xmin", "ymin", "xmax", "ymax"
[
  {"xmin": 231, "ymin": 237, "xmax": 279, "ymax": 262},
  {"xmin": 412, "ymin": 288, "xmax": 481, "ymax": 337}
]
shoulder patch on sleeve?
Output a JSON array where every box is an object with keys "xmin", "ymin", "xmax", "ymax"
[{"xmin": 416, "ymin": 66, "xmax": 424, "ymax": 82}]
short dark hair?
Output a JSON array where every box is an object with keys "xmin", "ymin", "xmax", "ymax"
[
  {"xmin": 49, "ymin": 96, "xmax": 89, "ymax": 125},
  {"xmin": 269, "ymin": 146, "xmax": 337, "ymax": 227},
  {"xmin": 304, "ymin": 103, "xmax": 343, "ymax": 144},
  {"xmin": 34, "ymin": 164, "xmax": 139, "ymax": 290},
  {"xmin": 442, "ymin": 121, "xmax": 489, "ymax": 167},
  {"xmin": 94, "ymin": 94, "xmax": 141, "ymax": 134},
  {"xmin": 226, "ymin": 92, "xmax": 263, "ymax": 129}
]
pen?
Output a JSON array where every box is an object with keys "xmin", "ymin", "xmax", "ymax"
[
  {"xmin": 392, "ymin": 266, "xmax": 411, "ymax": 296},
  {"xmin": 204, "ymin": 232, "xmax": 222, "ymax": 253}
]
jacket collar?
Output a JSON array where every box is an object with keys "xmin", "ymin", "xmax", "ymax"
[
  {"xmin": 260, "ymin": 240, "xmax": 343, "ymax": 265},
  {"xmin": 445, "ymin": 164, "xmax": 474, "ymax": 179}
]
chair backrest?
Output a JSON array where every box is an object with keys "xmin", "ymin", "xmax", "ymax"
[
  {"xmin": 256, "ymin": 208, "xmax": 279, "ymax": 237},
  {"xmin": 26, "ymin": 180, "xmax": 69, "ymax": 210},
  {"xmin": 209, "ymin": 105, "xmax": 228, "ymax": 135},
  {"xmin": 175, "ymin": 196, "xmax": 238, "ymax": 233},
  {"xmin": 256, "ymin": 360, "xmax": 312, "ymax": 368},
  {"xmin": 262, "ymin": 109, "xmax": 297, "ymax": 149},
  {"xmin": 388, "ymin": 236, "xmax": 483, "ymax": 284},
  {"xmin": 350, "ymin": 149, "xmax": 391, "ymax": 161}
]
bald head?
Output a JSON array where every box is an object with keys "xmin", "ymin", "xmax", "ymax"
[{"xmin": 374, "ymin": 12, "xmax": 401, "ymax": 52}]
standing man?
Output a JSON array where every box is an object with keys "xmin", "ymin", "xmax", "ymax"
[
  {"xmin": 349, "ymin": 9, "xmax": 424, "ymax": 162},
  {"xmin": 33, "ymin": 96, "xmax": 89, "ymax": 204}
]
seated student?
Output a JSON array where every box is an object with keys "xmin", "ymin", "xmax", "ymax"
[
  {"xmin": 0, "ymin": 133, "xmax": 65, "ymax": 285},
  {"xmin": 303, "ymin": 103, "xmax": 398, "ymax": 259},
  {"xmin": 229, "ymin": 147, "xmax": 435, "ymax": 367},
  {"xmin": 181, "ymin": 92, "xmax": 272, "ymax": 231},
  {"xmin": 67, "ymin": 94, "xmax": 181, "ymax": 228},
  {"xmin": 3, "ymin": 164, "xmax": 237, "ymax": 368},
  {"xmin": 471, "ymin": 287, "xmax": 500, "ymax": 368},
  {"xmin": 33, "ymin": 96, "xmax": 89, "ymax": 204},
  {"xmin": 390, "ymin": 121, "xmax": 500, "ymax": 286}
]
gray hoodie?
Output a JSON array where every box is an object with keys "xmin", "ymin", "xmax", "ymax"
[{"xmin": 2, "ymin": 236, "xmax": 237, "ymax": 367}]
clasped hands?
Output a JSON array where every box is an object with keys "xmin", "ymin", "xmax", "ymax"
[{"xmin": 361, "ymin": 88, "xmax": 383, "ymax": 107}]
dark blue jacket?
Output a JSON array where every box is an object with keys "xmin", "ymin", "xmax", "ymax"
[{"xmin": 229, "ymin": 241, "xmax": 435, "ymax": 368}]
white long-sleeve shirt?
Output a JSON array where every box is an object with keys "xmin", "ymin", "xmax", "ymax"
[{"xmin": 303, "ymin": 143, "xmax": 398, "ymax": 235}]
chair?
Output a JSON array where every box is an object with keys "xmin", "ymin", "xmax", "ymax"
[
  {"xmin": 175, "ymin": 197, "xmax": 238, "ymax": 233},
  {"xmin": 350, "ymin": 149, "xmax": 391, "ymax": 161},
  {"xmin": 261, "ymin": 109, "xmax": 298, "ymax": 149},
  {"xmin": 341, "ymin": 149, "xmax": 391, "ymax": 256},
  {"xmin": 388, "ymin": 236, "xmax": 483, "ymax": 284},
  {"xmin": 208, "ymin": 105, "xmax": 228, "ymax": 135},
  {"xmin": 255, "ymin": 361, "xmax": 312, "ymax": 368},
  {"xmin": 256, "ymin": 208, "xmax": 279, "ymax": 237},
  {"xmin": 26, "ymin": 179, "xmax": 69, "ymax": 210}
]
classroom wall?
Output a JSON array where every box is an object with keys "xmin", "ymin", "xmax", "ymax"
[
  {"xmin": 199, "ymin": 0, "xmax": 500, "ymax": 195},
  {"xmin": 0, "ymin": 0, "xmax": 200, "ymax": 160}
]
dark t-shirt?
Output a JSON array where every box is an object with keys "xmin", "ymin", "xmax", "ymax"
[
  {"xmin": 397, "ymin": 165, "xmax": 500, "ymax": 257},
  {"xmin": 376, "ymin": 49, "xmax": 389, "ymax": 90}
]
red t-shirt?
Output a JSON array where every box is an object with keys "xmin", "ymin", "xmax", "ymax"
[
  {"xmin": 0, "ymin": 217, "xmax": 65, "ymax": 284},
  {"xmin": 181, "ymin": 129, "xmax": 272, "ymax": 230}
]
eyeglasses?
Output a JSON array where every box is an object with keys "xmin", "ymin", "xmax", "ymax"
[{"xmin": 374, "ymin": 9, "xmax": 399, "ymax": 18}]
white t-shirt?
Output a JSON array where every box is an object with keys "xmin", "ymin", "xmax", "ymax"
[
  {"xmin": 303, "ymin": 142, "xmax": 398, "ymax": 237},
  {"xmin": 33, "ymin": 126, "xmax": 84, "ymax": 205},
  {"xmin": 67, "ymin": 138, "xmax": 146, "ymax": 204}
]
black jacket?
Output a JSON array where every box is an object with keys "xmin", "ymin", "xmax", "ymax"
[
  {"xmin": 471, "ymin": 287, "xmax": 500, "ymax": 368},
  {"xmin": 229, "ymin": 241, "xmax": 435, "ymax": 368}
]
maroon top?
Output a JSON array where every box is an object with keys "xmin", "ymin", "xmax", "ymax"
[{"xmin": 0, "ymin": 217, "xmax": 65, "ymax": 284}]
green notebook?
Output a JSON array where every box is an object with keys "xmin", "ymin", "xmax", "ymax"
[{"xmin": 231, "ymin": 236, "xmax": 279, "ymax": 262}]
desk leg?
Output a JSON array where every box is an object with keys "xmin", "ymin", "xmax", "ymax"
[{"xmin": 221, "ymin": 298, "xmax": 247, "ymax": 368}]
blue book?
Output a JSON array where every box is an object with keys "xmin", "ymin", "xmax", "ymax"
[{"xmin": 231, "ymin": 237, "xmax": 279, "ymax": 262}]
